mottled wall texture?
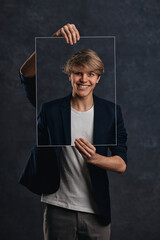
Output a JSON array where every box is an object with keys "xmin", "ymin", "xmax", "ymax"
[{"xmin": 1, "ymin": 0, "xmax": 160, "ymax": 239}]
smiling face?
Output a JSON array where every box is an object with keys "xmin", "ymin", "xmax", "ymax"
[{"xmin": 69, "ymin": 65, "xmax": 101, "ymax": 98}]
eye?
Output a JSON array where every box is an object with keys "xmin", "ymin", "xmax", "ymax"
[
  {"xmin": 89, "ymin": 72, "xmax": 94, "ymax": 77},
  {"xmin": 75, "ymin": 72, "xmax": 82, "ymax": 75}
]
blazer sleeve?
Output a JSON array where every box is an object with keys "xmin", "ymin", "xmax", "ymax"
[
  {"xmin": 18, "ymin": 144, "xmax": 60, "ymax": 195},
  {"xmin": 19, "ymin": 70, "xmax": 50, "ymax": 144},
  {"xmin": 109, "ymin": 105, "xmax": 128, "ymax": 164},
  {"xmin": 18, "ymin": 104, "xmax": 60, "ymax": 195},
  {"xmin": 19, "ymin": 69, "xmax": 36, "ymax": 107}
]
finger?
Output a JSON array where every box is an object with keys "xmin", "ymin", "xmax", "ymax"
[
  {"xmin": 52, "ymin": 28, "xmax": 69, "ymax": 44},
  {"xmin": 75, "ymin": 142, "xmax": 85, "ymax": 156},
  {"xmin": 71, "ymin": 24, "xmax": 80, "ymax": 41},
  {"xmin": 76, "ymin": 146, "xmax": 90, "ymax": 162},
  {"xmin": 75, "ymin": 140, "xmax": 91, "ymax": 158},
  {"xmin": 63, "ymin": 25, "xmax": 73, "ymax": 45},
  {"xmin": 78, "ymin": 150, "xmax": 88, "ymax": 160},
  {"xmin": 75, "ymin": 139, "xmax": 94, "ymax": 156},
  {"xmin": 67, "ymin": 24, "xmax": 77, "ymax": 44},
  {"xmin": 75, "ymin": 144, "xmax": 90, "ymax": 160},
  {"xmin": 52, "ymin": 23, "xmax": 79, "ymax": 45},
  {"xmin": 60, "ymin": 27, "xmax": 69, "ymax": 43},
  {"xmin": 79, "ymin": 138, "xmax": 96, "ymax": 151},
  {"xmin": 68, "ymin": 24, "xmax": 80, "ymax": 43}
]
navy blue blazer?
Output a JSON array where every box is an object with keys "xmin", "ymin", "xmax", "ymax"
[{"xmin": 19, "ymin": 73, "xmax": 128, "ymax": 225}]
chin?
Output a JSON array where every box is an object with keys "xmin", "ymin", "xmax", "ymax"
[{"xmin": 76, "ymin": 90, "xmax": 92, "ymax": 98}]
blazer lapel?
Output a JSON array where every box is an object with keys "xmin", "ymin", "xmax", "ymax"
[
  {"xmin": 60, "ymin": 93, "xmax": 72, "ymax": 145},
  {"xmin": 93, "ymin": 94, "xmax": 114, "ymax": 145}
]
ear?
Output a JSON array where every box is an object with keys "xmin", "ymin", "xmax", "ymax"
[
  {"xmin": 68, "ymin": 74, "xmax": 71, "ymax": 81},
  {"xmin": 96, "ymin": 75, "xmax": 101, "ymax": 83}
]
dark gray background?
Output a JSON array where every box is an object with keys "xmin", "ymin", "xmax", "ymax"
[{"xmin": 1, "ymin": 0, "xmax": 160, "ymax": 239}]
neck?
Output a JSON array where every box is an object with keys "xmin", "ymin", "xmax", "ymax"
[{"xmin": 71, "ymin": 93, "xmax": 94, "ymax": 112}]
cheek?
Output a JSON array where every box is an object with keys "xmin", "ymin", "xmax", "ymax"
[
  {"xmin": 70, "ymin": 79, "xmax": 78, "ymax": 87},
  {"xmin": 73, "ymin": 79, "xmax": 79, "ymax": 85},
  {"xmin": 92, "ymin": 80, "xmax": 98, "ymax": 86}
]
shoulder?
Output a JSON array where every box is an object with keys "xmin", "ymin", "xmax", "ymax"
[
  {"xmin": 93, "ymin": 94, "xmax": 118, "ymax": 109},
  {"xmin": 94, "ymin": 95, "xmax": 115, "ymax": 105},
  {"xmin": 40, "ymin": 94, "xmax": 71, "ymax": 112},
  {"xmin": 44, "ymin": 95, "xmax": 69, "ymax": 106},
  {"xmin": 93, "ymin": 94, "xmax": 123, "ymax": 118}
]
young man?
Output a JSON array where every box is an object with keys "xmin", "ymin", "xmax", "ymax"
[{"xmin": 19, "ymin": 24, "xmax": 127, "ymax": 240}]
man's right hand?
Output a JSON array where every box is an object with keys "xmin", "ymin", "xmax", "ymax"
[{"xmin": 52, "ymin": 23, "xmax": 80, "ymax": 45}]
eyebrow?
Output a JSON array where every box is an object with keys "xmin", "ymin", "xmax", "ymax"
[{"xmin": 73, "ymin": 70, "xmax": 95, "ymax": 73}]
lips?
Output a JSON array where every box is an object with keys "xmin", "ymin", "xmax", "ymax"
[{"xmin": 77, "ymin": 84, "xmax": 91, "ymax": 89}]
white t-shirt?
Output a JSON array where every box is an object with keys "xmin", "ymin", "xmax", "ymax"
[{"xmin": 41, "ymin": 105, "xmax": 99, "ymax": 214}]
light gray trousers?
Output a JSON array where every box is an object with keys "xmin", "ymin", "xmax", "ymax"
[{"xmin": 43, "ymin": 204, "xmax": 111, "ymax": 240}]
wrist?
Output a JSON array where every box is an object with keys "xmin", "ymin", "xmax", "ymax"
[{"xmin": 87, "ymin": 153, "xmax": 102, "ymax": 165}]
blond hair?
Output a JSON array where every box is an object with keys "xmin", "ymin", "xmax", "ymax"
[{"xmin": 63, "ymin": 49, "xmax": 104, "ymax": 76}]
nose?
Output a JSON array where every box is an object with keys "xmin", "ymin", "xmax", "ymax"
[{"xmin": 80, "ymin": 73, "xmax": 88, "ymax": 83}]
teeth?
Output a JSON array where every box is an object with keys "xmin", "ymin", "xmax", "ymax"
[{"xmin": 79, "ymin": 85, "xmax": 89, "ymax": 88}]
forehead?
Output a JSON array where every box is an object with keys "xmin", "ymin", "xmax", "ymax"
[{"xmin": 71, "ymin": 65, "xmax": 94, "ymax": 73}]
